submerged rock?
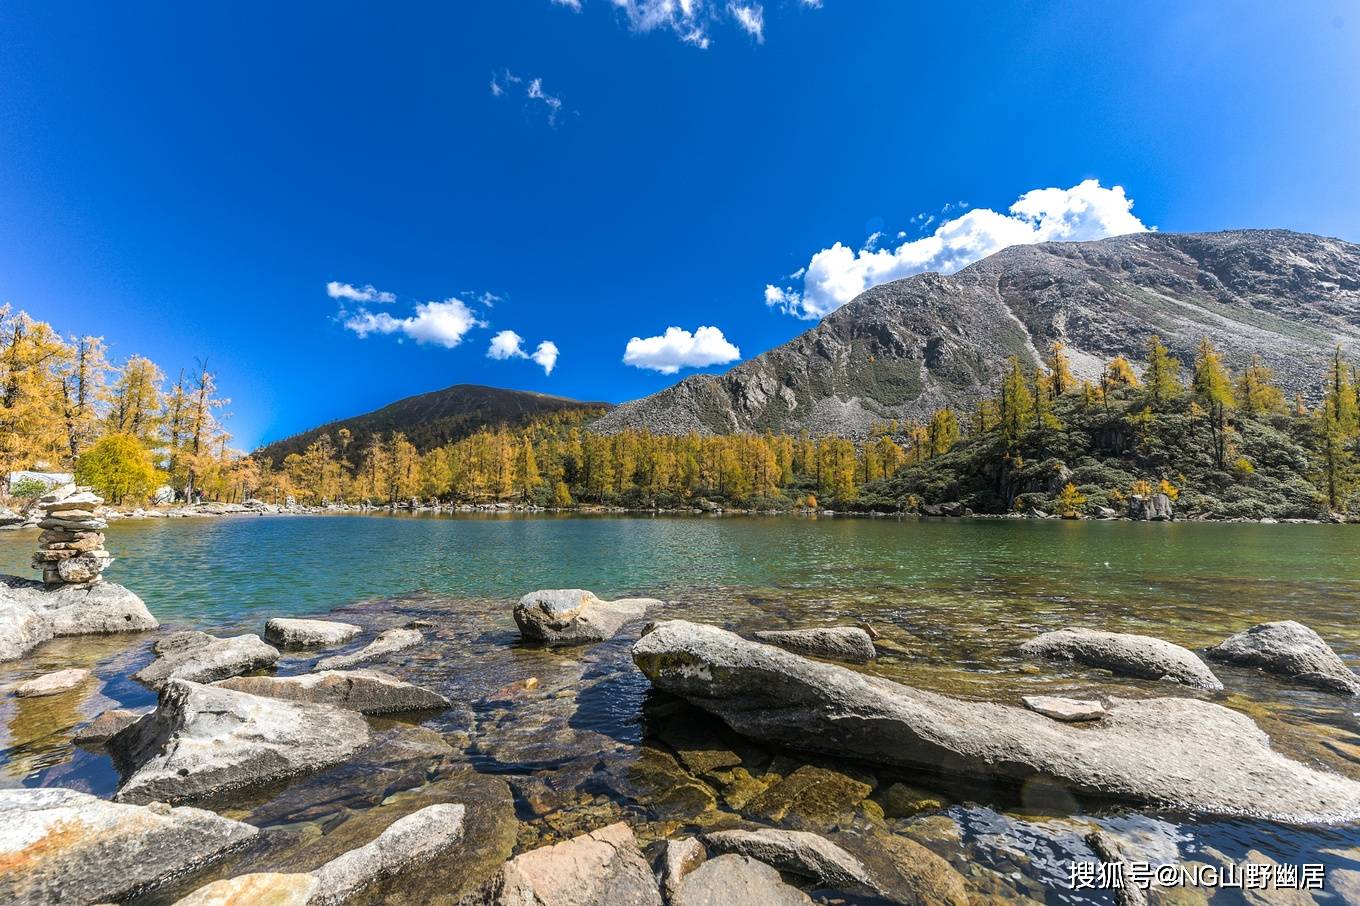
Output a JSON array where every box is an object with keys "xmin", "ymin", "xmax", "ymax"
[
  {"xmin": 673, "ymin": 853, "xmax": 812, "ymax": 906},
  {"xmin": 1019, "ymin": 627, "xmax": 1223, "ymax": 690},
  {"xmin": 632, "ymin": 620, "xmax": 1360, "ymax": 823},
  {"xmin": 1206, "ymin": 621, "xmax": 1360, "ymax": 695},
  {"xmin": 1022, "ymin": 695, "xmax": 1106, "ymax": 722},
  {"xmin": 214, "ymin": 669, "xmax": 449, "ymax": 715},
  {"xmin": 173, "ymin": 873, "xmax": 318, "ymax": 905},
  {"xmin": 751, "ymin": 627, "xmax": 876, "ymax": 663},
  {"xmin": 0, "ymin": 786, "xmax": 257, "ymax": 906},
  {"xmin": 871, "ymin": 833, "xmax": 970, "ymax": 906},
  {"xmin": 702, "ymin": 828, "xmax": 872, "ymax": 889},
  {"xmin": 14, "ymin": 667, "xmax": 92, "ymax": 697},
  {"xmin": 513, "ymin": 588, "xmax": 660, "ymax": 646},
  {"xmin": 110, "ymin": 679, "xmax": 370, "ymax": 804},
  {"xmin": 264, "ymin": 617, "xmax": 363, "ymax": 649},
  {"xmin": 316, "ymin": 628, "xmax": 422, "ymax": 670},
  {"xmin": 134, "ymin": 631, "xmax": 280, "ymax": 689},
  {"xmin": 0, "ymin": 574, "xmax": 157, "ymax": 662},
  {"xmin": 478, "ymin": 821, "xmax": 662, "ymax": 905}
]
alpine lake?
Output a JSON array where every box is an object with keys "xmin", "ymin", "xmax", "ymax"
[{"xmin": 3, "ymin": 513, "xmax": 1360, "ymax": 905}]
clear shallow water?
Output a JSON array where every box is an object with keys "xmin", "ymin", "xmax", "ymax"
[{"xmin": 2, "ymin": 514, "xmax": 1360, "ymax": 904}]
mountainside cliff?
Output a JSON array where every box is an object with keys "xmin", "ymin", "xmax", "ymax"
[{"xmin": 594, "ymin": 230, "xmax": 1360, "ymax": 436}]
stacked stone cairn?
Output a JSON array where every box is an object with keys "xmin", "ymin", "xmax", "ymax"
[{"xmin": 31, "ymin": 484, "xmax": 112, "ymax": 585}]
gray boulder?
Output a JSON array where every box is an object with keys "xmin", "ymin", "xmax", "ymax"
[
  {"xmin": 1128, "ymin": 493, "xmax": 1173, "ymax": 521},
  {"xmin": 134, "ymin": 631, "xmax": 280, "ymax": 689},
  {"xmin": 673, "ymin": 854, "xmax": 812, "ymax": 906},
  {"xmin": 1019, "ymin": 627, "xmax": 1223, "ymax": 690},
  {"xmin": 479, "ymin": 821, "xmax": 662, "ymax": 905},
  {"xmin": 752, "ymin": 627, "xmax": 876, "ymax": 663},
  {"xmin": 264, "ymin": 617, "xmax": 362, "ymax": 649},
  {"xmin": 702, "ymin": 828, "xmax": 872, "ymax": 889},
  {"xmin": 73, "ymin": 707, "xmax": 145, "ymax": 745},
  {"xmin": 653, "ymin": 837, "xmax": 706, "ymax": 902},
  {"xmin": 0, "ymin": 574, "xmax": 157, "ymax": 662},
  {"xmin": 633, "ymin": 620, "xmax": 1360, "ymax": 823},
  {"xmin": 316, "ymin": 628, "xmax": 422, "ymax": 670},
  {"xmin": 14, "ymin": 667, "xmax": 92, "ymax": 697},
  {"xmin": 1207, "ymin": 621, "xmax": 1360, "ymax": 695},
  {"xmin": 0, "ymin": 786, "xmax": 257, "ymax": 906},
  {"xmin": 513, "ymin": 588, "xmax": 660, "ymax": 646},
  {"xmin": 310, "ymin": 803, "xmax": 466, "ymax": 904},
  {"xmin": 214, "ymin": 669, "xmax": 450, "ymax": 714},
  {"xmin": 110, "ymin": 679, "xmax": 370, "ymax": 804}
]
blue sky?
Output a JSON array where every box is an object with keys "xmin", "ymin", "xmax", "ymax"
[{"xmin": 2, "ymin": 1, "xmax": 1358, "ymax": 449}]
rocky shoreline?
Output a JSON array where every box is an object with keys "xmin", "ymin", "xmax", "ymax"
[{"xmin": 4, "ymin": 564, "xmax": 1360, "ymax": 904}]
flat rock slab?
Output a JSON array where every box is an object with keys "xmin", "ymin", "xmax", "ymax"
[
  {"xmin": 1022, "ymin": 695, "xmax": 1106, "ymax": 722},
  {"xmin": 316, "ymin": 628, "xmax": 422, "ymax": 670},
  {"xmin": 0, "ymin": 786, "xmax": 257, "ymax": 906},
  {"xmin": 702, "ymin": 828, "xmax": 872, "ymax": 889},
  {"xmin": 135, "ymin": 632, "xmax": 280, "ymax": 689},
  {"xmin": 311, "ymin": 802, "xmax": 466, "ymax": 903},
  {"xmin": 1019, "ymin": 627, "xmax": 1224, "ymax": 690},
  {"xmin": 752, "ymin": 627, "xmax": 877, "ymax": 663},
  {"xmin": 14, "ymin": 667, "xmax": 92, "ymax": 697},
  {"xmin": 1207, "ymin": 621, "xmax": 1360, "ymax": 695},
  {"xmin": 674, "ymin": 854, "xmax": 812, "ymax": 906},
  {"xmin": 264, "ymin": 617, "xmax": 362, "ymax": 649},
  {"xmin": 479, "ymin": 820, "xmax": 663, "ymax": 905},
  {"xmin": 74, "ymin": 707, "xmax": 145, "ymax": 745},
  {"xmin": 0, "ymin": 574, "xmax": 157, "ymax": 662},
  {"xmin": 513, "ymin": 588, "xmax": 660, "ymax": 646},
  {"xmin": 633, "ymin": 620, "xmax": 1360, "ymax": 823},
  {"xmin": 173, "ymin": 873, "xmax": 318, "ymax": 905},
  {"xmin": 110, "ymin": 679, "xmax": 370, "ymax": 805},
  {"xmin": 214, "ymin": 669, "xmax": 450, "ymax": 714}
]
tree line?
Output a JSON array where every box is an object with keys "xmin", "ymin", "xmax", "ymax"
[{"xmin": 0, "ymin": 306, "xmax": 245, "ymax": 504}]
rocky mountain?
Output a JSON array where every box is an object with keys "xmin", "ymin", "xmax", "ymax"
[
  {"xmin": 595, "ymin": 230, "xmax": 1360, "ymax": 437},
  {"xmin": 258, "ymin": 384, "xmax": 610, "ymax": 465}
]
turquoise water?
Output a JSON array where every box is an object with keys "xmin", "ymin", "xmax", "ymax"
[{"xmin": 4, "ymin": 514, "xmax": 1360, "ymax": 903}]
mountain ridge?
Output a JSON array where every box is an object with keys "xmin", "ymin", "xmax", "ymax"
[
  {"xmin": 593, "ymin": 229, "xmax": 1360, "ymax": 437},
  {"xmin": 256, "ymin": 383, "xmax": 611, "ymax": 465}
]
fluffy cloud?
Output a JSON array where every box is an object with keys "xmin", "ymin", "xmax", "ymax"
[
  {"xmin": 766, "ymin": 179, "xmax": 1149, "ymax": 320},
  {"xmin": 487, "ymin": 329, "xmax": 559, "ymax": 374},
  {"xmin": 326, "ymin": 281, "xmax": 395, "ymax": 304},
  {"xmin": 343, "ymin": 298, "xmax": 485, "ymax": 349},
  {"xmin": 556, "ymin": 0, "xmax": 804, "ymax": 47},
  {"xmin": 623, "ymin": 325, "xmax": 741, "ymax": 374}
]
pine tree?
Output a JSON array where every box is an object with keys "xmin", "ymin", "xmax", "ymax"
[
  {"xmin": 997, "ymin": 356, "xmax": 1035, "ymax": 448},
  {"xmin": 1142, "ymin": 336, "xmax": 1182, "ymax": 406},
  {"xmin": 1236, "ymin": 355, "xmax": 1285, "ymax": 416},
  {"xmin": 1318, "ymin": 345, "xmax": 1359, "ymax": 510},
  {"xmin": 1191, "ymin": 337, "xmax": 1236, "ymax": 467},
  {"xmin": 1046, "ymin": 341, "xmax": 1075, "ymax": 396}
]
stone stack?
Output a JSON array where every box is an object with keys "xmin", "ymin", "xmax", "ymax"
[{"xmin": 30, "ymin": 484, "xmax": 112, "ymax": 585}]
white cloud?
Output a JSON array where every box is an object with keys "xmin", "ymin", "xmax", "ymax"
[
  {"xmin": 728, "ymin": 2, "xmax": 764, "ymax": 41},
  {"xmin": 326, "ymin": 281, "xmax": 396, "ymax": 304},
  {"xmin": 561, "ymin": 0, "xmax": 805, "ymax": 47},
  {"xmin": 487, "ymin": 329, "xmax": 559, "ymax": 374},
  {"xmin": 623, "ymin": 325, "xmax": 741, "ymax": 374},
  {"xmin": 491, "ymin": 70, "xmax": 566, "ymax": 125},
  {"xmin": 343, "ymin": 298, "xmax": 485, "ymax": 349},
  {"xmin": 766, "ymin": 179, "xmax": 1149, "ymax": 319},
  {"xmin": 531, "ymin": 340, "xmax": 560, "ymax": 375}
]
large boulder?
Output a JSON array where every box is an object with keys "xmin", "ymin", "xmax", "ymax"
[
  {"xmin": 264, "ymin": 618, "xmax": 362, "ymax": 649},
  {"xmin": 316, "ymin": 628, "xmax": 422, "ymax": 670},
  {"xmin": 173, "ymin": 803, "xmax": 469, "ymax": 906},
  {"xmin": 134, "ymin": 632, "xmax": 280, "ymax": 689},
  {"xmin": 1128, "ymin": 493, "xmax": 1173, "ymax": 521},
  {"xmin": 1018, "ymin": 627, "xmax": 1223, "ymax": 690},
  {"xmin": 632, "ymin": 621, "xmax": 1360, "ymax": 823},
  {"xmin": 751, "ymin": 628, "xmax": 876, "ymax": 663},
  {"xmin": 1207, "ymin": 621, "xmax": 1360, "ymax": 695},
  {"xmin": 214, "ymin": 669, "xmax": 450, "ymax": 714},
  {"xmin": 701, "ymin": 828, "xmax": 872, "ymax": 889},
  {"xmin": 0, "ymin": 574, "xmax": 157, "ymax": 661},
  {"xmin": 513, "ymin": 588, "xmax": 660, "ymax": 646},
  {"xmin": 0, "ymin": 786, "xmax": 257, "ymax": 906},
  {"xmin": 478, "ymin": 821, "xmax": 662, "ymax": 905},
  {"xmin": 110, "ymin": 680, "xmax": 370, "ymax": 804},
  {"xmin": 673, "ymin": 854, "xmax": 812, "ymax": 906}
]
